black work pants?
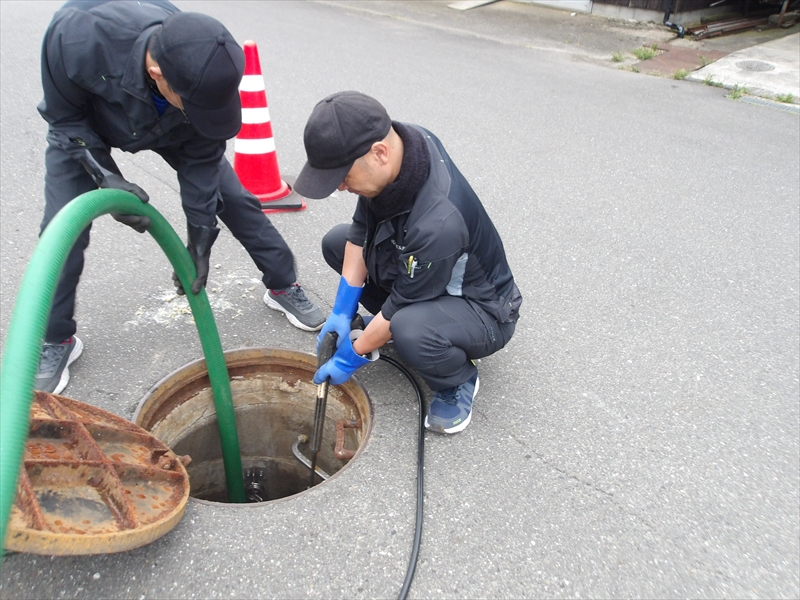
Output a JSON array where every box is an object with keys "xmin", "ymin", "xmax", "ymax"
[
  {"xmin": 41, "ymin": 143, "xmax": 296, "ymax": 343},
  {"xmin": 322, "ymin": 224, "xmax": 515, "ymax": 391}
]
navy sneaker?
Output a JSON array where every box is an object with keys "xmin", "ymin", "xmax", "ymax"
[
  {"xmin": 264, "ymin": 284, "xmax": 325, "ymax": 332},
  {"xmin": 34, "ymin": 336, "xmax": 83, "ymax": 394},
  {"xmin": 424, "ymin": 371, "xmax": 480, "ymax": 434}
]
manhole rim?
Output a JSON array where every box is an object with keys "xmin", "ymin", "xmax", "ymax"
[
  {"xmin": 132, "ymin": 346, "xmax": 374, "ymax": 506},
  {"xmin": 5, "ymin": 505, "xmax": 188, "ymax": 554}
]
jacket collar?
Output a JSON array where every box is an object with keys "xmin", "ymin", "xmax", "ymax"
[
  {"xmin": 412, "ymin": 126, "xmax": 451, "ymax": 201},
  {"xmin": 366, "ymin": 121, "xmax": 430, "ymax": 221},
  {"xmin": 122, "ymin": 25, "xmax": 160, "ymax": 102}
]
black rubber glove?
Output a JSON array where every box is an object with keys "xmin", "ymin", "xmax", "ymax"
[
  {"xmin": 78, "ymin": 149, "xmax": 151, "ymax": 233},
  {"xmin": 98, "ymin": 172, "xmax": 150, "ymax": 203},
  {"xmin": 110, "ymin": 213, "xmax": 151, "ymax": 233},
  {"xmin": 172, "ymin": 222, "xmax": 220, "ymax": 296},
  {"xmin": 78, "ymin": 149, "xmax": 150, "ymax": 203}
]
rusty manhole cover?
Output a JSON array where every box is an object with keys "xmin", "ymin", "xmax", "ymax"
[
  {"xmin": 4, "ymin": 391, "xmax": 190, "ymax": 555},
  {"xmin": 735, "ymin": 60, "xmax": 775, "ymax": 72}
]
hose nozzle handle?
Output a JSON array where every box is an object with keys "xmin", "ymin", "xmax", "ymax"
[{"xmin": 318, "ymin": 331, "xmax": 338, "ymax": 367}]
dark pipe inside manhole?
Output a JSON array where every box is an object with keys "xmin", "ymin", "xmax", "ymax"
[{"xmin": 133, "ymin": 348, "xmax": 372, "ymax": 504}]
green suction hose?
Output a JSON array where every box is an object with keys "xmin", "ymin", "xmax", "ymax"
[{"xmin": 0, "ymin": 189, "xmax": 246, "ymax": 547}]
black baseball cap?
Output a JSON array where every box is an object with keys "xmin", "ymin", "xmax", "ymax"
[
  {"xmin": 151, "ymin": 12, "xmax": 244, "ymax": 140},
  {"xmin": 294, "ymin": 91, "xmax": 392, "ymax": 199}
]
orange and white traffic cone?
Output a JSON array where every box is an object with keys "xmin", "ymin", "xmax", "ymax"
[{"xmin": 234, "ymin": 40, "xmax": 305, "ymax": 213}]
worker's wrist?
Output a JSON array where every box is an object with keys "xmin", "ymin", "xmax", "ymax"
[
  {"xmin": 349, "ymin": 329, "xmax": 378, "ymax": 362},
  {"xmin": 352, "ymin": 340, "xmax": 368, "ymax": 358}
]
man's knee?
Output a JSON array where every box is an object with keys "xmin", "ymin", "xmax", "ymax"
[
  {"xmin": 43, "ymin": 145, "xmax": 97, "ymax": 226},
  {"xmin": 389, "ymin": 306, "xmax": 430, "ymax": 356},
  {"xmin": 218, "ymin": 157, "xmax": 250, "ymax": 198},
  {"xmin": 321, "ymin": 224, "xmax": 350, "ymax": 272}
]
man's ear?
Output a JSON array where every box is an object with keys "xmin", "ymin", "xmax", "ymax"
[
  {"xmin": 371, "ymin": 141, "xmax": 390, "ymax": 166},
  {"xmin": 148, "ymin": 64, "xmax": 164, "ymax": 82}
]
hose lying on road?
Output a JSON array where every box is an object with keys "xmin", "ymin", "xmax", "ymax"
[
  {"xmin": 378, "ymin": 355, "xmax": 426, "ymax": 600},
  {"xmin": 0, "ymin": 189, "xmax": 246, "ymax": 550}
]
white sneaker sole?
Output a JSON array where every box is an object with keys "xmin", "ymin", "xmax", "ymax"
[
  {"xmin": 53, "ymin": 336, "xmax": 83, "ymax": 395},
  {"xmin": 263, "ymin": 292, "xmax": 323, "ymax": 332},
  {"xmin": 424, "ymin": 376, "xmax": 480, "ymax": 434}
]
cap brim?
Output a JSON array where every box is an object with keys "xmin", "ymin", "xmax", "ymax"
[
  {"xmin": 293, "ymin": 161, "xmax": 353, "ymax": 199},
  {"xmin": 183, "ymin": 96, "xmax": 243, "ymax": 141}
]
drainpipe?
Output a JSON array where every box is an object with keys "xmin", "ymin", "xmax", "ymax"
[{"xmin": 664, "ymin": 0, "xmax": 686, "ymax": 37}]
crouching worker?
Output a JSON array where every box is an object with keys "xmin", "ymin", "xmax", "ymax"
[{"xmin": 293, "ymin": 91, "xmax": 522, "ymax": 434}]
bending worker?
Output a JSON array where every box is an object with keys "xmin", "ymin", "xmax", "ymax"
[
  {"xmin": 294, "ymin": 91, "xmax": 522, "ymax": 434},
  {"xmin": 35, "ymin": 0, "xmax": 325, "ymax": 394}
]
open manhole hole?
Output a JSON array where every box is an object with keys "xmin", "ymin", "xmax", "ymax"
[
  {"xmin": 133, "ymin": 348, "xmax": 372, "ymax": 504},
  {"xmin": 735, "ymin": 60, "xmax": 775, "ymax": 72}
]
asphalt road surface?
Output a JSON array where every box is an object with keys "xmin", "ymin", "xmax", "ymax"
[{"xmin": 1, "ymin": 1, "xmax": 798, "ymax": 598}]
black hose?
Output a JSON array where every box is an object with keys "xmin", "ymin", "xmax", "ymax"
[{"xmin": 378, "ymin": 355, "xmax": 425, "ymax": 600}]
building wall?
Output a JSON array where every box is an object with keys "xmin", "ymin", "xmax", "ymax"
[
  {"xmin": 513, "ymin": 0, "xmax": 749, "ymax": 24},
  {"xmin": 591, "ymin": 0, "xmax": 742, "ymax": 11},
  {"xmin": 514, "ymin": 1, "xmax": 593, "ymax": 13}
]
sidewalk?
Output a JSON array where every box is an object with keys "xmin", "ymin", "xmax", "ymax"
[
  {"xmin": 621, "ymin": 28, "xmax": 800, "ymax": 106},
  {"xmin": 685, "ymin": 33, "xmax": 800, "ymax": 104},
  {"xmin": 506, "ymin": 2, "xmax": 800, "ymax": 105}
]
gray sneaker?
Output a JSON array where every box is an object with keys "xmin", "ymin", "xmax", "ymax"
[
  {"xmin": 264, "ymin": 284, "xmax": 325, "ymax": 332},
  {"xmin": 34, "ymin": 336, "xmax": 83, "ymax": 394}
]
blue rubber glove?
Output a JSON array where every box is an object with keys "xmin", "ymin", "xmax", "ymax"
[
  {"xmin": 317, "ymin": 277, "xmax": 363, "ymax": 354},
  {"xmin": 313, "ymin": 330, "xmax": 378, "ymax": 385}
]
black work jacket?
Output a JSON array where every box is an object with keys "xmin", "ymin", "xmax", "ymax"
[
  {"xmin": 347, "ymin": 124, "xmax": 522, "ymax": 324},
  {"xmin": 37, "ymin": 1, "xmax": 226, "ymax": 226}
]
